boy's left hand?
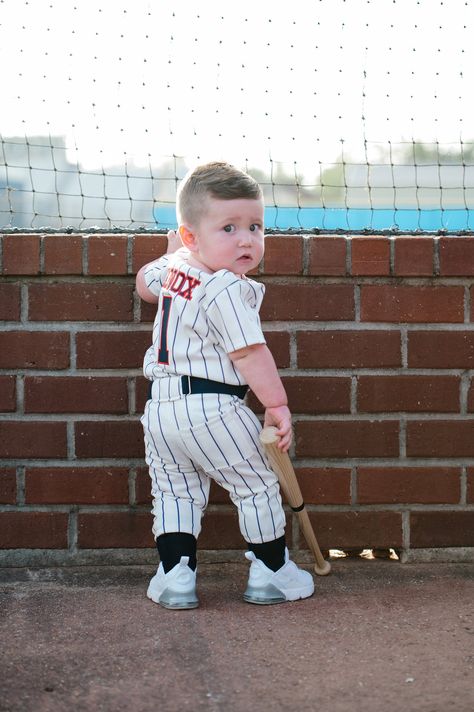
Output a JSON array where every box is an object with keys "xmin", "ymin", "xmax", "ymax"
[{"xmin": 166, "ymin": 229, "xmax": 182, "ymax": 254}]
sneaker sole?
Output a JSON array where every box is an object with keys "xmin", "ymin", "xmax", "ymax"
[
  {"xmin": 155, "ymin": 598, "xmax": 199, "ymax": 610},
  {"xmin": 147, "ymin": 591, "xmax": 199, "ymax": 610},
  {"xmin": 147, "ymin": 583, "xmax": 199, "ymax": 609},
  {"xmin": 243, "ymin": 593, "xmax": 287, "ymax": 605},
  {"xmin": 243, "ymin": 582, "xmax": 314, "ymax": 605}
]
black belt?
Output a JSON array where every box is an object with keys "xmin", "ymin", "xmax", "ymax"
[{"xmin": 181, "ymin": 376, "xmax": 248, "ymax": 399}]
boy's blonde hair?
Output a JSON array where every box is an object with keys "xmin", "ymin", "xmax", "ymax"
[{"xmin": 177, "ymin": 162, "xmax": 263, "ymax": 227}]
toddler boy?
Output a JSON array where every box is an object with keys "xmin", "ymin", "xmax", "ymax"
[{"xmin": 136, "ymin": 162, "xmax": 314, "ymax": 608}]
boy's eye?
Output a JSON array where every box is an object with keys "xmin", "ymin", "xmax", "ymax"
[
  {"xmin": 250, "ymin": 223, "xmax": 261, "ymax": 232},
  {"xmin": 223, "ymin": 224, "xmax": 235, "ymax": 233}
]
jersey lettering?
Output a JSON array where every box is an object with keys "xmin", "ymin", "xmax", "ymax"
[
  {"xmin": 180, "ymin": 276, "xmax": 201, "ymax": 300},
  {"xmin": 157, "ymin": 295, "xmax": 172, "ymax": 364},
  {"xmin": 163, "ymin": 267, "xmax": 201, "ymax": 300}
]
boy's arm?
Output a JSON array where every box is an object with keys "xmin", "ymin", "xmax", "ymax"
[
  {"xmin": 135, "ymin": 266, "xmax": 159, "ymax": 303},
  {"xmin": 135, "ymin": 230, "xmax": 182, "ymax": 303},
  {"xmin": 229, "ymin": 343, "xmax": 292, "ymax": 451}
]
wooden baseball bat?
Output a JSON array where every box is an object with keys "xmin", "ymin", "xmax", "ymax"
[{"xmin": 259, "ymin": 426, "xmax": 331, "ymax": 576}]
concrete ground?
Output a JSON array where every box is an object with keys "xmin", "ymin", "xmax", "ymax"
[{"xmin": 0, "ymin": 558, "xmax": 473, "ymax": 712}]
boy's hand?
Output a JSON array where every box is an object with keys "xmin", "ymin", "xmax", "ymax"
[
  {"xmin": 166, "ymin": 229, "xmax": 182, "ymax": 254},
  {"xmin": 263, "ymin": 405, "xmax": 292, "ymax": 452}
]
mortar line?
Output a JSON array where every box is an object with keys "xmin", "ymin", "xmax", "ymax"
[
  {"xmin": 433, "ymin": 236, "xmax": 440, "ymax": 276},
  {"xmin": 460, "ymin": 467, "xmax": 467, "ymax": 505},
  {"xmin": 17, "ymin": 466, "xmax": 26, "ymax": 506},
  {"xmin": 68, "ymin": 509, "xmax": 78, "ymax": 553}
]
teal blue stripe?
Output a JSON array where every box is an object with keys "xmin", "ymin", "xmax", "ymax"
[{"xmin": 153, "ymin": 205, "xmax": 474, "ymax": 232}]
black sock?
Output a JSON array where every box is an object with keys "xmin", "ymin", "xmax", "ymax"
[
  {"xmin": 156, "ymin": 533, "xmax": 197, "ymax": 573},
  {"xmin": 248, "ymin": 535, "xmax": 286, "ymax": 572}
]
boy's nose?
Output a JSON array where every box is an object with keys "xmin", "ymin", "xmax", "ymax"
[{"xmin": 239, "ymin": 231, "xmax": 252, "ymax": 246}]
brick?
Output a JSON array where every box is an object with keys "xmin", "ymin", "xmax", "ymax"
[
  {"xmin": 0, "ymin": 376, "xmax": 16, "ymax": 411},
  {"xmin": 132, "ymin": 234, "xmax": 167, "ymax": 272},
  {"xmin": 209, "ymin": 479, "xmax": 232, "ymax": 504},
  {"xmin": 43, "ymin": 234, "xmax": 83, "ymax": 274},
  {"xmin": 87, "ymin": 235, "xmax": 128, "ymax": 275},
  {"xmin": 0, "ymin": 512, "xmax": 68, "ymax": 548},
  {"xmin": 263, "ymin": 236, "xmax": 303, "ymax": 275},
  {"xmin": 140, "ymin": 300, "xmax": 158, "ymax": 323},
  {"xmin": 28, "ymin": 283, "xmax": 134, "ymax": 322},
  {"xmin": 0, "ymin": 331, "xmax": 69, "ymax": 369},
  {"xmin": 0, "ymin": 468, "xmax": 16, "ymax": 504},
  {"xmin": 394, "ymin": 237, "xmax": 434, "ymax": 276},
  {"xmin": 297, "ymin": 330, "xmax": 401, "ymax": 368},
  {"xmin": 360, "ymin": 285, "xmax": 464, "ymax": 323},
  {"xmin": 24, "ymin": 376, "xmax": 128, "ymax": 414},
  {"xmin": 264, "ymin": 331, "xmax": 290, "ymax": 368},
  {"xmin": 351, "ymin": 238, "xmax": 390, "ymax": 276},
  {"xmin": 2, "ymin": 234, "xmax": 40, "ymax": 275},
  {"xmin": 466, "ymin": 381, "xmax": 474, "ymax": 412},
  {"xmin": 357, "ymin": 467, "xmax": 461, "ymax": 504},
  {"xmin": 285, "ymin": 376, "xmax": 350, "ymax": 414},
  {"xmin": 410, "ymin": 511, "xmax": 474, "ymax": 547},
  {"xmin": 294, "ymin": 467, "xmax": 351, "ymax": 504},
  {"xmin": 0, "ymin": 283, "xmax": 21, "ymax": 320},
  {"xmin": 309, "ymin": 237, "xmax": 346, "ymax": 276},
  {"xmin": 134, "ymin": 377, "xmax": 151, "ymax": 414},
  {"xmin": 25, "ymin": 467, "xmax": 129, "ymax": 505},
  {"xmin": 198, "ymin": 510, "xmax": 292, "ymax": 549},
  {"xmin": 0, "ymin": 422, "xmax": 67, "ymax": 458},
  {"xmin": 75, "ymin": 421, "xmax": 144, "ymax": 458},
  {"xmin": 77, "ymin": 512, "xmax": 153, "ymax": 548},
  {"xmin": 439, "ymin": 237, "xmax": 474, "ymax": 276},
  {"xmin": 306, "ymin": 511, "xmax": 403, "ymax": 550},
  {"xmin": 357, "ymin": 375, "xmax": 460, "ymax": 413},
  {"xmin": 135, "ymin": 467, "xmax": 151, "ymax": 505},
  {"xmin": 76, "ymin": 330, "xmax": 151, "ymax": 369},
  {"xmin": 198, "ymin": 510, "xmax": 245, "ymax": 549},
  {"xmin": 249, "ymin": 377, "xmax": 351, "ymax": 414},
  {"xmin": 261, "ymin": 284, "xmax": 354, "ymax": 321},
  {"xmin": 295, "ymin": 420, "xmax": 399, "ymax": 458},
  {"xmin": 407, "ymin": 420, "xmax": 474, "ymax": 457},
  {"xmin": 467, "ymin": 469, "xmax": 474, "ymax": 504},
  {"xmin": 408, "ymin": 331, "xmax": 474, "ymax": 368}
]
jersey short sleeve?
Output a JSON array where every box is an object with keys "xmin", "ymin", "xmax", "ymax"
[
  {"xmin": 205, "ymin": 276, "xmax": 266, "ymax": 354},
  {"xmin": 142, "ymin": 253, "xmax": 171, "ymax": 297}
]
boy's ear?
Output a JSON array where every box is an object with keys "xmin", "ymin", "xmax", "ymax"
[{"xmin": 179, "ymin": 225, "xmax": 198, "ymax": 251}]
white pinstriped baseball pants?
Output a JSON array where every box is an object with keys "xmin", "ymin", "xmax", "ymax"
[{"xmin": 141, "ymin": 387, "xmax": 286, "ymax": 544}]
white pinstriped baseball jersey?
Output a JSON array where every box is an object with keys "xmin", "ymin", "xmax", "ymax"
[
  {"xmin": 142, "ymin": 247, "xmax": 266, "ymax": 386},
  {"xmin": 140, "ymin": 247, "xmax": 286, "ymax": 544}
]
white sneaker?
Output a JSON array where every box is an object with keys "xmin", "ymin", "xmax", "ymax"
[
  {"xmin": 147, "ymin": 556, "xmax": 198, "ymax": 610},
  {"xmin": 243, "ymin": 549, "xmax": 315, "ymax": 605}
]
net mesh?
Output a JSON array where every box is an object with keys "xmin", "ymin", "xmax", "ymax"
[{"xmin": 0, "ymin": 0, "xmax": 473, "ymax": 233}]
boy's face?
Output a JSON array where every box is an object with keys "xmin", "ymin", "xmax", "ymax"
[{"xmin": 183, "ymin": 197, "xmax": 264, "ymax": 276}]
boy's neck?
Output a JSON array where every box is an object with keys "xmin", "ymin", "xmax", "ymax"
[{"xmin": 185, "ymin": 253, "xmax": 245, "ymax": 278}]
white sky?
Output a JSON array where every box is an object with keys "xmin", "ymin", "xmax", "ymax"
[{"xmin": 0, "ymin": 0, "xmax": 471, "ymax": 174}]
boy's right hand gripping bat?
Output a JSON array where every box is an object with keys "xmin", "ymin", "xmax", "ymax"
[{"xmin": 259, "ymin": 426, "xmax": 331, "ymax": 576}]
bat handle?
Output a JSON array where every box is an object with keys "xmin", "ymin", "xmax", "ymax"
[{"xmin": 299, "ymin": 509, "xmax": 332, "ymax": 576}]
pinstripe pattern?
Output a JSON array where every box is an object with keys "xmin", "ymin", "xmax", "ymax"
[
  {"xmin": 141, "ymin": 394, "xmax": 285, "ymax": 543},
  {"xmin": 140, "ymin": 248, "xmax": 285, "ymax": 545}
]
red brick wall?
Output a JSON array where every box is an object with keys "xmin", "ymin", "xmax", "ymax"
[{"xmin": 1, "ymin": 232, "xmax": 474, "ymax": 565}]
